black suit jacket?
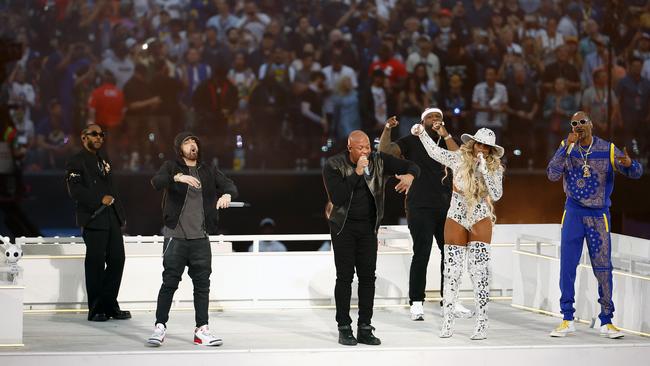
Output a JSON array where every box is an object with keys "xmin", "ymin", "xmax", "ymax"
[{"xmin": 65, "ymin": 149, "xmax": 125, "ymax": 229}]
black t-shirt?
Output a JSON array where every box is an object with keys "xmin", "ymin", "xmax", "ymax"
[
  {"xmin": 123, "ymin": 77, "xmax": 153, "ymax": 117},
  {"xmin": 396, "ymin": 134, "xmax": 452, "ymax": 209},
  {"xmin": 344, "ymin": 156, "xmax": 377, "ymax": 222},
  {"xmin": 150, "ymin": 75, "xmax": 183, "ymax": 117}
]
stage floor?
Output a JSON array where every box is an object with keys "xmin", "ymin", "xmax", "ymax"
[{"xmin": 3, "ymin": 300, "xmax": 649, "ymax": 365}]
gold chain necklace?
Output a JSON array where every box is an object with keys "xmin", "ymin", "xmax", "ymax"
[{"xmin": 578, "ymin": 138, "xmax": 594, "ymax": 178}]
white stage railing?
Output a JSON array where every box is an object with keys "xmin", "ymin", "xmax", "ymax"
[{"xmin": 512, "ymin": 231, "xmax": 650, "ymax": 335}]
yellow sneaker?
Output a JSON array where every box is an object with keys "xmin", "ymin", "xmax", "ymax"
[
  {"xmin": 550, "ymin": 320, "xmax": 575, "ymax": 337},
  {"xmin": 600, "ymin": 323, "xmax": 624, "ymax": 339}
]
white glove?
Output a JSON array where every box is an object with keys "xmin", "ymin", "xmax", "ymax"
[{"xmin": 411, "ymin": 124, "xmax": 425, "ymax": 136}]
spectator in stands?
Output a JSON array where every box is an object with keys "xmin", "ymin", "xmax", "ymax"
[
  {"xmin": 179, "ymin": 47, "xmax": 212, "ymax": 106},
  {"xmin": 432, "ymin": 8, "xmax": 455, "ymax": 55},
  {"xmin": 248, "ymin": 32, "xmax": 276, "ymax": 73},
  {"xmin": 7, "ymin": 65, "xmax": 36, "ymax": 124},
  {"xmin": 332, "ymin": 76, "xmax": 361, "ymax": 142},
  {"xmin": 542, "ymin": 45, "xmax": 581, "ymax": 94},
  {"xmin": 537, "ymin": 17, "xmax": 564, "ymax": 66},
  {"xmin": 258, "ymin": 46, "xmax": 296, "ymax": 87},
  {"xmin": 151, "ymin": 60, "xmax": 184, "ymax": 154},
  {"xmin": 87, "ymin": 71, "xmax": 125, "ymax": 156},
  {"xmin": 360, "ymin": 69, "xmax": 393, "ymax": 138},
  {"xmin": 406, "ymin": 35, "xmax": 440, "ymax": 92},
  {"xmin": 202, "ymin": 27, "xmax": 233, "ymax": 73},
  {"xmin": 616, "ymin": 57, "xmax": 650, "ymax": 158},
  {"xmin": 238, "ymin": 0, "xmax": 271, "ymax": 44},
  {"xmin": 228, "ymin": 52, "xmax": 257, "ymax": 116},
  {"xmin": 288, "ymin": 16, "xmax": 322, "ymax": 58},
  {"xmin": 465, "ymin": 0, "xmax": 493, "ymax": 29},
  {"xmin": 579, "ymin": 19, "xmax": 607, "ymax": 59},
  {"xmin": 370, "ymin": 43, "xmax": 408, "ymax": 89},
  {"xmin": 397, "ymin": 76, "xmax": 429, "ymax": 138},
  {"xmin": 506, "ymin": 64, "xmax": 539, "ymax": 165},
  {"xmin": 35, "ymin": 99, "xmax": 76, "ymax": 169},
  {"xmin": 582, "ymin": 68, "xmax": 621, "ymax": 136},
  {"xmin": 101, "ymin": 40, "xmax": 135, "ymax": 90},
  {"xmin": 164, "ymin": 19, "xmax": 188, "ymax": 63},
  {"xmin": 413, "ymin": 63, "xmax": 438, "ymax": 106},
  {"xmin": 292, "ymin": 44, "xmax": 323, "ymax": 87},
  {"xmin": 123, "ymin": 63, "xmax": 162, "ymax": 170},
  {"xmin": 472, "ymin": 66, "xmax": 508, "ymax": 142},
  {"xmin": 543, "ymin": 78, "xmax": 578, "ymax": 159},
  {"xmin": 557, "ymin": 2, "xmax": 581, "ymax": 37},
  {"xmin": 248, "ymin": 217, "xmax": 287, "ymax": 252},
  {"xmin": 581, "ymin": 36, "xmax": 608, "ymax": 87},
  {"xmin": 206, "ymin": 0, "xmax": 240, "ymax": 41},
  {"xmin": 248, "ymin": 73, "xmax": 289, "ymax": 167},
  {"xmin": 441, "ymin": 74, "xmax": 470, "ymax": 133},
  {"xmin": 192, "ymin": 65, "xmax": 238, "ymax": 147},
  {"xmin": 441, "ymin": 40, "xmax": 476, "ymax": 101}
]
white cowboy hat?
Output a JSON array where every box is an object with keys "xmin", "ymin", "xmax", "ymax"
[{"xmin": 461, "ymin": 128, "xmax": 505, "ymax": 158}]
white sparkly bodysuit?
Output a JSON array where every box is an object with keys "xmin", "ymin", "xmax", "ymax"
[{"xmin": 417, "ymin": 133, "xmax": 503, "ymax": 230}]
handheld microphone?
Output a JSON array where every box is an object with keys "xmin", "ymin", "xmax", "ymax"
[
  {"xmin": 566, "ymin": 143, "xmax": 574, "ymax": 156},
  {"xmin": 363, "ymin": 152, "xmax": 373, "ymax": 176},
  {"xmin": 228, "ymin": 202, "xmax": 250, "ymax": 208}
]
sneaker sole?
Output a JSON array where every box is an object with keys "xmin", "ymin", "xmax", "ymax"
[
  {"xmin": 194, "ymin": 339, "xmax": 224, "ymax": 346},
  {"xmin": 549, "ymin": 331, "xmax": 574, "ymax": 337},
  {"xmin": 146, "ymin": 339, "xmax": 163, "ymax": 347},
  {"xmin": 600, "ymin": 333, "xmax": 624, "ymax": 339},
  {"xmin": 411, "ymin": 315, "xmax": 424, "ymax": 321}
]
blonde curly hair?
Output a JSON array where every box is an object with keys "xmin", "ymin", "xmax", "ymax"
[{"xmin": 443, "ymin": 140, "xmax": 504, "ymax": 225}]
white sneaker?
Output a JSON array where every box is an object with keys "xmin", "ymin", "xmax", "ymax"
[
  {"xmin": 146, "ymin": 323, "xmax": 166, "ymax": 346},
  {"xmin": 550, "ymin": 320, "xmax": 575, "ymax": 337},
  {"xmin": 600, "ymin": 324, "xmax": 624, "ymax": 339},
  {"xmin": 453, "ymin": 301, "xmax": 474, "ymax": 319},
  {"xmin": 194, "ymin": 325, "xmax": 223, "ymax": 346},
  {"xmin": 410, "ymin": 301, "xmax": 424, "ymax": 321}
]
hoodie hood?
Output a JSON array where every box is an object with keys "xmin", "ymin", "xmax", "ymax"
[{"xmin": 174, "ymin": 131, "xmax": 201, "ymax": 161}]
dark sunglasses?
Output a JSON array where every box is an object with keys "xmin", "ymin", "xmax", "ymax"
[
  {"xmin": 85, "ymin": 131, "xmax": 106, "ymax": 138},
  {"xmin": 570, "ymin": 119, "xmax": 589, "ymax": 127}
]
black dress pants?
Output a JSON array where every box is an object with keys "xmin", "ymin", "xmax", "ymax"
[
  {"xmin": 82, "ymin": 210, "xmax": 125, "ymax": 318},
  {"xmin": 330, "ymin": 220, "xmax": 377, "ymax": 327},
  {"xmin": 406, "ymin": 207, "xmax": 447, "ymax": 304}
]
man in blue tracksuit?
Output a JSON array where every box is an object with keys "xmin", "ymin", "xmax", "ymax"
[{"xmin": 546, "ymin": 111, "xmax": 642, "ymax": 338}]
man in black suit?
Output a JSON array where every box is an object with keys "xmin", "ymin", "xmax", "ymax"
[{"xmin": 65, "ymin": 124, "xmax": 131, "ymax": 322}]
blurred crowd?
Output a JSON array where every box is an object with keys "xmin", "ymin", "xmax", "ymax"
[{"xmin": 1, "ymin": 0, "xmax": 650, "ymax": 173}]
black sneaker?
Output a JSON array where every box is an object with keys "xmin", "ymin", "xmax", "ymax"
[
  {"xmin": 357, "ymin": 324, "xmax": 381, "ymax": 345},
  {"xmin": 338, "ymin": 325, "xmax": 357, "ymax": 346}
]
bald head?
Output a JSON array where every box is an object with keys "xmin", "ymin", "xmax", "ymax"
[
  {"xmin": 571, "ymin": 111, "xmax": 590, "ymax": 122},
  {"xmin": 347, "ymin": 130, "xmax": 371, "ymax": 164}
]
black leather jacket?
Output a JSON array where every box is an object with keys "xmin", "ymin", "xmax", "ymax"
[{"xmin": 323, "ymin": 151, "xmax": 420, "ymax": 235}]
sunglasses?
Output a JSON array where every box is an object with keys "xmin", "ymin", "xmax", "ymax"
[
  {"xmin": 570, "ymin": 119, "xmax": 589, "ymax": 127},
  {"xmin": 85, "ymin": 131, "xmax": 106, "ymax": 138}
]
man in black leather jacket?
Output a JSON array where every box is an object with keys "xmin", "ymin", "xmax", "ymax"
[
  {"xmin": 323, "ymin": 130, "xmax": 420, "ymax": 346},
  {"xmin": 65, "ymin": 124, "xmax": 130, "ymax": 322},
  {"xmin": 147, "ymin": 131, "xmax": 238, "ymax": 347}
]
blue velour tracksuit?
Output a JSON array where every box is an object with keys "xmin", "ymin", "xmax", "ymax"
[{"xmin": 547, "ymin": 136, "xmax": 642, "ymax": 324}]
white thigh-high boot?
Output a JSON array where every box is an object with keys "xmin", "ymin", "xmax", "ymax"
[
  {"xmin": 467, "ymin": 241, "xmax": 491, "ymax": 340},
  {"xmin": 440, "ymin": 244, "xmax": 467, "ymax": 338}
]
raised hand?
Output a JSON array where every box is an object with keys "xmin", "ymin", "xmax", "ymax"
[{"xmin": 617, "ymin": 147, "xmax": 632, "ymax": 168}]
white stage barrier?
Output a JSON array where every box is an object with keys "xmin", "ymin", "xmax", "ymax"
[
  {"xmin": 512, "ymin": 227, "xmax": 650, "ymax": 335},
  {"xmin": 13, "ymin": 224, "xmax": 558, "ymax": 311}
]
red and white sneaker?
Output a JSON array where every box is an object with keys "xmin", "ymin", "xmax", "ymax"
[
  {"xmin": 193, "ymin": 325, "xmax": 223, "ymax": 346},
  {"xmin": 147, "ymin": 323, "xmax": 166, "ymax": 347}
]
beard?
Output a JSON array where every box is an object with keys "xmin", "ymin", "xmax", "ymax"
[
  {"xmin": 85, "ymin": 139, "xmax": 101, "ymax": 151},
  {"xmin": 182, "ymin": 149, "xmax": 198, "ymax": 161}
]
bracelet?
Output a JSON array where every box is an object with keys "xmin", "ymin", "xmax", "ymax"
[{"xmin": 444, "ymin": 134, "xmax": 453, "ymax": 140}]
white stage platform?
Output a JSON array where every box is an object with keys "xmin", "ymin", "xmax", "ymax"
[{"xmin": 1, "ymin": 301, "xmax": 649, "ymax": 366}]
